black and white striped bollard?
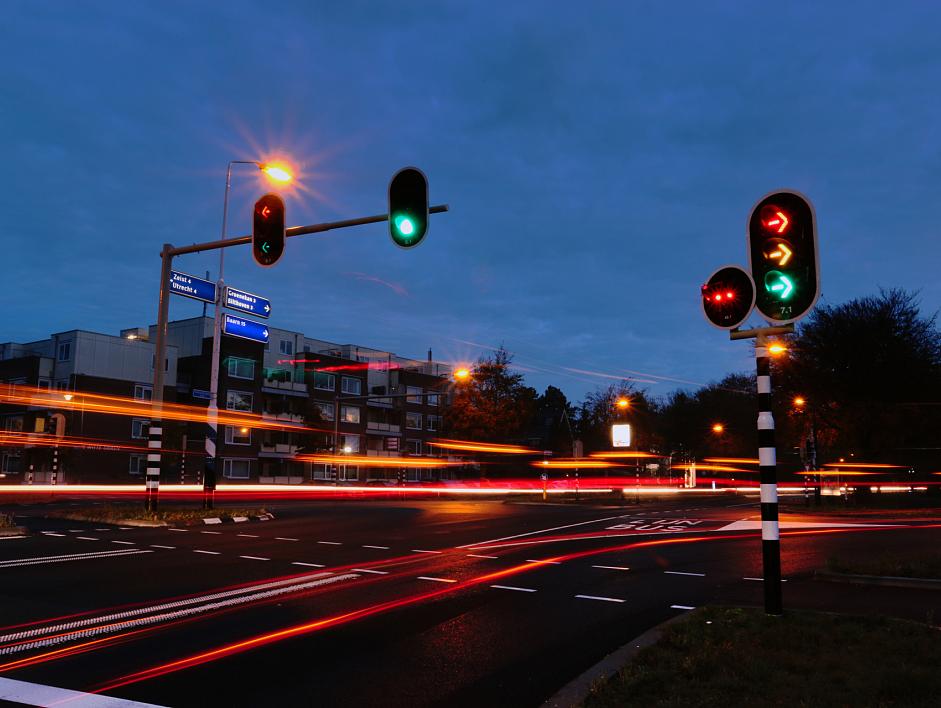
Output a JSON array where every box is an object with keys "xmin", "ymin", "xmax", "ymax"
[
  {"xmin": 756, "ymin": 342, "xmax": 783, "ymax": 615},
  {"xmin": 146, "ymin": 421, "xmax": 162, "ymax": 511}
]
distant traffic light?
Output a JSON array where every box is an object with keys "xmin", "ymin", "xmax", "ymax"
[
  {"xmin": 701, "ymin": 265, "xmax": 755, "ymax": 330},
  {"xmin": 747, "ymin": 190, "xmax": 819, "ymax": 324},
  {"xmin": 388, "ymin": 167, "xmax": 428, "ymax": 248},
  {"xmin": 252, "ymin": 193, "xmax": 286, "ymax": 267}
]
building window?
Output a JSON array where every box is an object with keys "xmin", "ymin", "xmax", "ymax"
[
  {"xmin": 406, "ymin": 386, "xmax": 422, "ymax": 404},
  {"xmin": 134, "ymin": 384, "xmax": 153, "ymax": 401},
  {"xmin": 313, "ymin": 401, "xmax": 335, "ymax": 421},
  {"xmin": 341, "ymin": 377, "xmax": 362, "ymax": 395},
  {"xmin": 406, "ymin": 412, "xmax": 422, "ymax": 430},
  {"xmin": 55, "ymin": 380, "xmax": 70, "ymax": 391},
  {"xmin": 226, "ymin": 390, "xmax": 253, "ymax": 412},
  {"xmin": 339, "ymin": 465, "xmax": 359, "ymax": 481},
  {"xmin": 340, "ymin": 434, "xmax": 360, "ymax": 453},
  {"xmin": 131, "ymin": 419, "xmax": 149, "ymax": 439},
  {"xmin": 225, "ymin": 426, "xmax": 251, "ymax": 445},
  {"xmin": 227, "ymin": 358, "xmax": 255, "ymax": 380},
  {"xmin": 3, "ymin": 416, "xmax": 24, "ymax": 433},
  {"xmin": 223, "ymin": 459, "xmax": 251, "ymax": 479},
  {"xmin": 340, "ymin": 405, "xmax": 361, "ymax": 424},
  {"xmin": 57, "ymin": 341, "xmax": 71, "ymax": 362},
  {"xmin": 1, "ymin": 453, "xmax": 23, "ymax": 474},
  {"xmin": 37, "ymin": 379, "xmax": 51, "ymax": 390},
  {"xmin": 405, "ymin": 468, "xmax": 420, "ymax": 482},
  {"xmin": 313, "ymin": 372, "xmax": 335, "ymax": 391},
  {"xmin": 129, "ymin": 454, "xmax": 145, "ymax": 475},
  {"xmin": 427, "ymin": 393, "xmax": 439, "ymax": 407},
  {"xmin": 311, "ymin": 463, "xmax": 331, "ymax": 481},
  {"xmin": 407, "ymin": 439, "xmax": 422, "ymax": 456},
  {"xmin": 426, "ymin": 415, "xmax": 441, "ymax": 432},
  {"xmin": 280, "ymin": 340, "xmax": 293, "ymax": 356}
]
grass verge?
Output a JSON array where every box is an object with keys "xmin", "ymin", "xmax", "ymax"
[
  {"xmin": 583, "ymin": 607, "xmax": 941, "ymax": 708},
  {"xmin": 46, "ymin": 504, "xmax": 268, "ymax": 525},
  {"xmin": 827, "ymin": 550, "xmax": 941, "ymax": 580}
]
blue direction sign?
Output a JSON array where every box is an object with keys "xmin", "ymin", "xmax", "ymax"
[
  {"xmin": 169, "ymin": 271, "xmax": 217, "ymax": 304},
  {"xmin": 223, "ymin": 313, "xmax": 269, "ymax": 344},
  {"xmin": 224, "ymin": 286, "xmax": 272, "ymax": 319}
]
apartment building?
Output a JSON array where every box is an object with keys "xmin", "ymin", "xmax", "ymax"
[{"xmin": 0, "ymin": 318, "xmax": 453, "ymax": 484}]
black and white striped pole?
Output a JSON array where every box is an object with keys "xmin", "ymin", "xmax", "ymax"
[
  {"xmin": 755, "ymin": 338, "xmax": 783, "ymax": 615},
  {"xmin": 146, "ymin": 421, "xmax": 162, "ymax": 511}
]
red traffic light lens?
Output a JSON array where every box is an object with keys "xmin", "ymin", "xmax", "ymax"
[{"xmin": 760, "ymin": 205, "xmax": 790, "ymax": 234}]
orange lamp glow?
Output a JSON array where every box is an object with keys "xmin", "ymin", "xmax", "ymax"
[
  {"xmin": 453, "ymin": 368, "xmax": 471, "ymax": 382},
  {"xmin": 260, "ymin": 164, "xmax": 293, "ymax": 183},
  {"xmin": 712, "ymin": 423, "xmax": 724, "ymax": 434},
  {"xmin": 615, "ymin": 397, "xmax": 630, "ymax": 409}
]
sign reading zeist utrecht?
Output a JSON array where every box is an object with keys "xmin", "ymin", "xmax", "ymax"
[{"xmin": 611, "ymin": 423, "xmax": 632, "ymax": 448}]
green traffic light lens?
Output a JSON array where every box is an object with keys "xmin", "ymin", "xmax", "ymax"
[
  {"xmin": 394, "ymin": 215, "xmax": 415, "ymax": 237},
  {"xmin": 764, "ymin": 271, "xmax": 795, "ymax": 300}
]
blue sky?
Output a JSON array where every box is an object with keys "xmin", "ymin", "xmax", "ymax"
[{"xmin": 2, "ymin": 1, "xmax": 940, "ymax": 402}]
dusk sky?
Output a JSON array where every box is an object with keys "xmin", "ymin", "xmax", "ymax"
[{"xmin": 3, "ymin": 2, "xmax": 940, "ymax": 403}]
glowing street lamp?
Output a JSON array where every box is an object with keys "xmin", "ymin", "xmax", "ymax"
[
  {"xmin": 260, "ymin": 163, "xmax": 293, "ymax": 183},
  {"xmin": 768, "ymin": 343, "xmax": 787, "ymax": 356},
  {"xmin": 453, "ymin": 368, "xmax": 471, "ymax": 382},
  {"xmin": 793, "ymin": 396, "xmax": 806, "ymax": 408},
  {"xmin": 712, "ymin": 423, "xmax": 724, "ymax": 434},
  {"xmin": 615, "ymin": 397, "xmax": 630, "ymax": 410}
]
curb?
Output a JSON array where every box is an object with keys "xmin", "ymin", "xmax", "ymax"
[
  {"xmin": 814, "ymin": 569, "xmax": 941, "ymax": 590},
  {"xmin": 196, "ymin": 512, "xmax": 274, "ymax": 526},
  {"xmin": 0, "ymin": 527, "xmax": 29, "ymax": 538},
  {"xmin": 541, "ymin": 612, "xmax": 690, "ymax": 708}
]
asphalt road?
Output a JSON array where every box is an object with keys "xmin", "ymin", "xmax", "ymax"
[{"xmin": 0, "ymin": 495, "xmax": 939, "ymax": 707}]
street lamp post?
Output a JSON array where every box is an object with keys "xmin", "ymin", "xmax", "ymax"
[{"xmin": 205, "ymin": 160, "xmax": 292, "ymax": 510}]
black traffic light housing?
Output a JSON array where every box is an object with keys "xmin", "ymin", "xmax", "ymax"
[
  {"xmin": 701, "ymin": 265, "xmax": 756, "ymax": 330},
  {"xmin": 253, "ymin": 193, "xmax": 286, "ymax": 267},
  {"xmin": 388, "ymin": 167, "xmax": 429, "ymax": 248},
  {"xmin": 747, "ymin": 190, "xmax": 819, "ymax": 324}
]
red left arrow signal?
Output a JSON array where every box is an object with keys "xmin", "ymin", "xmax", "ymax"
[{"xmin": 260, "ymin": 206, "xmax": 271, "ymax": 218}]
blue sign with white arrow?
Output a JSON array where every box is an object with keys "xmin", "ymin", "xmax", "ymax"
[
  {"xmin": 223, "ymin": 313, "xmax": 269, "ymax": 344},
  {"xmin": 169, "ymin": 271, "xmax": 217, "ymax": 304},
  {"xmin": 224, "ymin": 286, "xmax": 272, "ymax": 319}
]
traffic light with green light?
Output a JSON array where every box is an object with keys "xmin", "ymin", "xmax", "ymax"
[
  {"xmin": 388, "ymin": 167, "xmax": 428, "ymax": 248},
  {"xmin": 747, "ymin": 190, "xmax": 819, "ymax": 324},
  {"xmin": 252, "ymin": 193, "xmax": 286, "ymax": 267},
  {"xmin": 701, "ymin": 265, "xmax": 756, "ymax": 329}
]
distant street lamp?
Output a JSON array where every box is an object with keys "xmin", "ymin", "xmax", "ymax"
[
  {"xmin": 712, "ymin": 423, "xmax": 725, "ymax": 434},
  {"xmin": 793, "ymin": 396, "xmax": 806, "ymax": 408},
  {"xmin": 453, "ymin": 367, "xmax": 471, "ymax": 382},
  {"xmin": 615, "ymin": 397, "xmax": 630, "ymax": 410}
]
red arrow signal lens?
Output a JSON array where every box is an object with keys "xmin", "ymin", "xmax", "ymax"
[{"xmin": 760, "ymin": 205, "xmax": 790, "ymax": 234}]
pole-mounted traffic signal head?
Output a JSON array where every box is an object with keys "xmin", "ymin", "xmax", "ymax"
[
  {"xmin": 388, "ymin": 167, "xmax": 428, "ymax": 248},
  {"xmin": 701, "ymin": 265, "xmax": 756, "ymax": 330},
  {"xmin": 747, "ymin": 190, "xmax": 819, "ymax": 324},
  {"xmin": 252, "ymin": 193, "xmax": 286, "ymax": 267}
]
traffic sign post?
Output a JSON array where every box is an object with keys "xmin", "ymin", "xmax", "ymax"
[
  {"xmin": 222, "ymin": 314, "xmax": 269, "ymax": 344},
  {"xmin": 224, "ymin": 286, "xmax": 271, "ymax": 318}
]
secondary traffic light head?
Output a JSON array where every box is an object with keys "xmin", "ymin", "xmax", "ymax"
[
  {"xmin": 252, "ymin": 193, "xmax": 286, "ymax": 267},
  {"xmin": 747, "ymin": 190, "xmax": 819, "ymax": 324},
  {"xmin": 701, "ymin": 265, "xmax": 756, "ymax": 330},
  {"xmin": 388, "ymin": 167, "xmax": 428, "ymax": 248}
]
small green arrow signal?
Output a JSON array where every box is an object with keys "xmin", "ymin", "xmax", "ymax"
[
  {"xmin": 261, "ymin": 242, "xmax": 270, "ymax": 253},
  {"xmin": 765, "ymin": 271, "xmax": 794, "ymax": 300}
]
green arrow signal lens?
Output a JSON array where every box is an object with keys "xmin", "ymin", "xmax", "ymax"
[
  {"xmin": 394, "ymin": 215, "xmax": 415, "ymax": 237},
  {"xmin": 764, "ymin": 271, "xmax": 794, "ymax": 300}
]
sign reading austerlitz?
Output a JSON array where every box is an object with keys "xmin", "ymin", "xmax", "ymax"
[
  {"xmin": 169, "ymin": 270, "xmax": 216, "ymax": 304},
  {"xmin": 224, "ymin": 286, "xmax": 272, "ymax": 319}
]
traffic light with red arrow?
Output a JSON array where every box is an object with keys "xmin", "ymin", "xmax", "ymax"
[
  {"xmin": 747, "ymin": 190, "xmax": 819, "ymax": 324},
  {"xmin": 252, "ymin": 193, "xmax": 286, "ymax": 267}
]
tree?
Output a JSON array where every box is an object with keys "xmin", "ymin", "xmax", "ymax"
[
  {"xmin": 530, "ymin": 385, "xmax": 577, "ymax": 455},
  {"xmin": 443, "ymin": 346, "xmax": 537, "ymax": 444},
  {"xmin": 776, "ymin": 289, "xmax": 941, "ymax": 465},
  {"xmin": 575, "ymin": 382, "xmax": 658, "ymax": 454}
]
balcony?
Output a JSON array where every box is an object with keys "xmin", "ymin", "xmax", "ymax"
[
  {"xmin": 259, "ymin": 441, "xmax": 300, "ymax": 457},
  {"xmin": 367, "ymin": 421, "xmax": 401, "ymax": 433},
  {"xmin": 365, "ymin": 450, "xmax": 403, "ymax": 458},
  {"xmin": 262, "ymin": 411, "xmax": 305, "ymax": 425},
  {"xmin": 262, "ymin": 379, "xmax": 307, "ymax": 396}
]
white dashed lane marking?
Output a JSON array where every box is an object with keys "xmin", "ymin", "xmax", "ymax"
[
  {"xmin": 200, "ymin": 531, "xmax": 221, "ymax": 535},
  {"xmin": 352, "ymin": 568, "xmax": 389, "ymax": 575},
  {"xmin": 41, "ymin": 532, "xmax": 66, "ymax": 537},
  {"xmin": 491, "ymin": 585, "xmax": 537, "ymax": 593},
  {"xmin": 467, "ymin": 554, "xmax": 498, "ymax": 560},
  {"xmin": 743, "ymin": 577, "xmax": 788, "ymax": 582},
  {"xmin": 317, "ymin": 541, "xmax": 341, "ymax": 546},
  {"xmin": 168, "ymin": 528, "xmax": 188, "ymax": 533},
  {"xmin": 412, "ymin": 550, "xmax": 442, "ymax": 554},
  {"xmin": 664, "ymin": 571, "xmax": 705, "ymax": 577},
  {"xmin": 151, "ymin": 545, "xmax": 176, "ymax": 550},
  {"xmin": 275, "ymin": 537, "xmax": 299, "ymax": 542},
  {"xmin": 671, "ymin": 605, "xmax": 696, "ymax": 610},
  {"xmin": 363, "ymin": 545, "xmax": 389, "ymax": 550},
  {"xmin": 112, "ymin": 540, "xmax": 136, "ymax": 546},
  {"xmin": 237, "ymin": 534, "xmax": 258, "ymax": 538},
  {"xmin": 593, "ymin": 565, "xmax": 630, "ymax": 571},
  {"xmin": 193, "ymin": 550, "xmax": 220, "ymax": 556},
  {"xmin": 240, "ymin": 556, "xmax": 270, "ymax": 562},
  {"xmin": 418, "ymin": 576, "xmax": 456, "ymax": 583},
  {"xmin": 76, "ymin": 537, "xmax": 98, "ymax": 541},
  {"xmin": 575, "ymin": 594, "xmax": 625, "ymax": 604},
  {"xmin": 292, "ymin": 562, "xmax": 325, "ymax": 568}
]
